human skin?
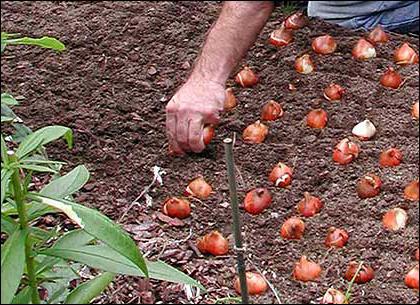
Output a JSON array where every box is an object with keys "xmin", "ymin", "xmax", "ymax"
[{"xmin": 166, "ymin": 1, "xmax": 275, "ymax": 155}]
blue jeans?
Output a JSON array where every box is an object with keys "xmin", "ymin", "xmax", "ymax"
[{"xmin": 334, "ymin": 2, "xmax": 419, "ymax": 33}]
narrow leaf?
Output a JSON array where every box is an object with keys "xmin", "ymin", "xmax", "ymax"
[
  {"xmin": 31, "ymin": 194, "xmax": 148, "ymax": 277},
  {"xmin": 65, "ymin": 272, "xmax": 115, "ymax": 304},
  {"xmin": 41, "ymin": 243, "xmax": 205, "ymax": 291},
  {"xmin": 11, "ymin": 123, "xmax": 32, "ymax": 143},
  {"xmin": 20, "ymin": 164, "xmax": 58, "ymax": 173},
  {"xmin": 11, "ymin": 286, "xmax": 32, "ymax": 304},
  {"xmin": 1, "ymin": 93, "xmax": 18, "ymax": 106},
  {"xmin": 16, "ymin": 126, "xmax": 73, "ymax": 159},
  {"xmin": 5, "ymin": 36, "xmax": 65, "ymax": 51},
  {"xmin": 41, "ymin": 165, "xmax": 89, "ymax": 198},
  {"xmin": 1, "ymin": 116, "xmax": 14, "ymax": 123},
  {"xmin": 1, "ymin": 214, "xmax": 17, "ymax": 235},
  {"xmin": 54, "ymin": 229, "xmax": 95, "ymax": 249},
  {"xmin": 1, "ymin": 229, "xmax": 27, "ymax": 304},
  {"xmin": 1, "ymin": 169, "xmax": 13, "ymax": 205},
  {"xmin": 1, "ymin": 134, "xmax": 8, "ymax": 164}
]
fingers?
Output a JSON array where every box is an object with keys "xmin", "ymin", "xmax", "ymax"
[
  {"xmin": 176, "ymin": 113, "xmax": 190, "ymax": 152},
  {"xmin": 166, "ymin": 101, "xmax": 184, "ymax": 156},
  {"xmin": 188, "ymin": 117, "xmax": 205, "ymax": 153}
]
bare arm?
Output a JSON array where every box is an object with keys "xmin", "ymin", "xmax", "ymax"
[{"xmin": 166, "ymin": 1, "xmax": 274, "ymax": 155}]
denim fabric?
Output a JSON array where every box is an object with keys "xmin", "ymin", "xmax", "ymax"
[{"xmin": 328, "ymin": 1, "xmax": 419, "ymax": 33}]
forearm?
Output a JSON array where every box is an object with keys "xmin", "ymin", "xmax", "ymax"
[{"xmin": 191, "ymin": 1, "xmax": 274, "ymax": 84}]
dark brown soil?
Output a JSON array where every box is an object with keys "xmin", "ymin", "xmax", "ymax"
[{"xmin": 1, "ymin": 1, "xmax": 419, "ymax": 304}]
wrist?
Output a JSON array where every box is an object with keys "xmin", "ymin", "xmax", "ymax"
[{"xmin": 188, "ymin": 66, "xmax": 227, "ymax": 87}]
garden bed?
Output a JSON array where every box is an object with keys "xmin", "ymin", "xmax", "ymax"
[{"xmin": 1, "ymin": 1, "xmax": 419, "ymax": 304}]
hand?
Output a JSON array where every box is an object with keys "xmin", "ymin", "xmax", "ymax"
[{"xmin": 166, "ymin": 75, "xmax": 225, "ymax": 155}]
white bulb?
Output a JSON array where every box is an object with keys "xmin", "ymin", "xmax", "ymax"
[{"xmin": 352, "ymin": 119, "xmax": 376, "ymax": 140}]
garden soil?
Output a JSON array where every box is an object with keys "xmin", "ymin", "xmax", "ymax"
[{"xmin": 1, "ymin": 1, "xmax": 419, "ymax": 304}]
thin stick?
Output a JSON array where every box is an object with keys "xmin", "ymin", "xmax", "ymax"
[
  {"xmin": 224, "ymin": 138, "xmax": 249, "ymax": 304},
  {"xmin": 246, "ymin": 257, "xmax": 282, "ymax": 304},
  {"xmin": 118, "ymin": 170, "xmax": 158, "ymax": 222},
  {"xmin": 345, "ymin": 261, "xmax": 364, "ymax": 302}
]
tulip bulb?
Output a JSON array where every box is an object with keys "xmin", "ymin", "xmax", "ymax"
[
  {"xmin": 379, "ymin": 148, "xmax": 402, "ymax": 167},
  {"xmin": 405, "ymin": 265, "xmax": 419, "ymax": 290},
  {"xmin": 380, "ymin": 67, "xmax": 402, "ymax": 89},
  {"xmin": 356, "ymin": 173, "xmax": 382, "ymax": 199},
  {"xmin": 280, "ymin": 217, "xmax": 305, "ymax": 240},
  {"xmin": 324, "ymin": 83, "xmax": 345, "ymax": 102},
  {"xmin": 203, "ymin": 125, "xmax": 215, "ymax": 145},
  {"xmin": 412, "ymin": 101, "xmax": 419, "ymax": 119},
  {"xmin": 325, "ymin": 227, "xmax": 349, "ymax": 248},
  {"xmin": 295, "ymin": 54, "xmax": 315, "ymax": 74},
  {"xmin": 243, "ymin": 120, "xmax": 268, "ymax": 144},
  {"xmin": 344, "ymin": 261, "xmax": 375, "ymax": 284},
  {"xmin": 269, "ymin": 162, "xmax": 293, "ymax": 187},
  {"xmin": 293, "ymin": 256, "xmax": 322, "ymax": 282},
  {"xmin": 244, "ymin": 188, "xmax": 272, "ymax": 215},
  {"xmin": 383, "ymin": 208, "xmax": 408, "ymax": 231},
  {"xmin": 284, "ymin": 11, "xmax": 308, "ymax": 29},
  {"xmin": 312, "ymin": 35, "xmax": 337, "ymax": 55},
  {"xmin": 162, "ymin": 197, "xmax": 191, "ymax": 219},
  {"xmin": 224, "ymin": 88, "xmax": 237, "ymax": 111},
  {"xmin": 321, "ymin": 288, "xmax": 347, "ymax": 304},
  {"xmin": 352, "ymin": 119, "xmax": 376, "ymax": 140},
  {"xmin": 185, "ymin": 177, "xmax": 212, "ymax": 199},
  {"xmin": 307, "ymin": 108, "xmax": 328, "ymax": 129},
  {"xmin": 297, "ymin": 192, "xmax": 323, "ymax": 217},
  {"xmin": 261, "ymin": 100, "xmax": 284, "ymax": 121},
  {"xmin": 404, "ymin": 180, "xmax": 419, "ymax": 201},
  {"xmin": 368, "ymin": 26, "xmax": 389, "ymax": 44},
  {"xmin": 394, "ymin": 43, "xmax": 419, "ymax": 65},
  {"xmin": 235, "ymin": 67, "xmax": 258, "ymax": 88},
  {"xmin": 352, "ymin": 38, "xmax": 376, "ymax": 60},
  {"xmin": 234, "ymin": 272, "xmax": 268, "ymax": 295},
  {"xmin": 332, "ymin": 138, "xmax": 360, "ymax": 165},
  {"xmin": 269, "ymin": 24, "xmax": 294, "ymax": 47},
  {"xmin": 197, "ymin": 231, "xmax": 229, "ymax": 256}
]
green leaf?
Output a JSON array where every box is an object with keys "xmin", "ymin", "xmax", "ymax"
[
  {"xmin": 1, "ymin": 134, "xmax": 8, "ymax": 164},
  {"xmin": 40, "ymin": 243, "xmax": 205, "ymax": 291},
  {"xmin": 30, "ymin": 194, "xmax": 148, "ymax": 278},
  {"xmin": 35, "ymin": 230, "xmax": 94, "ymax": 276},
  {"xmin": 0, "ymin": 103, "xmax": 17, "ymax": 119},
  {"xmin": 1, "ymin": 214, "xmax": 17, "ymax": 235},
  {"xmin": 40, "ymin": 261, "xmax": 80, "ymax": 304},
  {"xmin": 5, "ymin": 36, "xmax": 65, "ymax": 51},
  {"xmin": 1, "ymin": 169, "xmax": 13, "ymax": 205},
  {"xmin": 1, "ymin": 229, "xmax": 27, "ymax": 304},
  {"xmin": 1, "ymin": 93, "xmax": 18, "ymax": 106},
  {"xmin": 41, "ymin": 165, "xmax": 89, "ymax": 198},
  {"xmin": 16, "ymin": 126, "xmax": 73, "ymax": 159},
  {"xmin": 1, "ymin": 116, "xmax": 14, "ymax": 123},
  {"xmin": 20, "ymin": 164, "xmax": 58, "ymax": 173},
  {"xmin": 53, "ymin": 229, "xmax": 95, "ymax": 249},
  {"xmin": 65, "ymin": 272, "xmax": 115, "ymax": 304},
  {"xmin": 12, "ymin": 123, "xmax": 32, "ymax": 143},
  {"xmin": 11, "ymin": 286, "xmax": 32, "ymax": 304},
  {"xmin": 27, "ymin": 202, "xmax": 57, "ymax": 221}
]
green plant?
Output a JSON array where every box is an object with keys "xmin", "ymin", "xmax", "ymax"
[{"xmin": 1, "ymin": 34, "xmax": 204, "ymax": 304}]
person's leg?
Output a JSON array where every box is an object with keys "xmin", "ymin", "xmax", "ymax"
[{"xmin": 336, "ymin": 2, "xmax": 419, "ymax": 34}]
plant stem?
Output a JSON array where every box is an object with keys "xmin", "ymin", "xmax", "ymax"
[
  {"xmin": 224, "ymin": 138, "xmax": 250, "ymax": 305},
  {"xmin": 10, "ymin": 153, "xmax": 40, "ymax": 304},
  {"xmin": 345, "ymin": 261, "xmax": 364, "ymax": 302}
]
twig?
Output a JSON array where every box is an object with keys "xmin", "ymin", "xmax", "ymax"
[
  {"xmin": 118, "ymin": 167, "xmax": 161, "ymax": 222},
  {"xmin": 246, "ymin": 257, "xmax": 282, "ymax": 304}
]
